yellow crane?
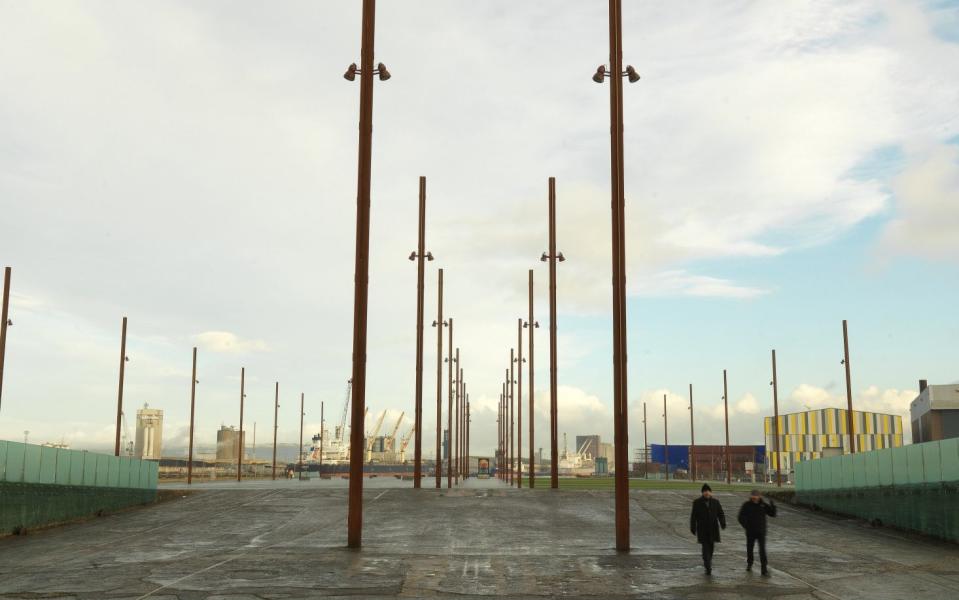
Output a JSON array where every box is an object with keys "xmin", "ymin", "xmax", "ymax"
[
  {"xmin": 365, "ymin": 410, "xmax": 386, "ymax": 463},
  {"xmin": 385, "ymin": 412, "xmax": 405, "ymax": 451},
  {"xmin": 399, "ymin": 426, "xmax": 415, "ymax": 463}
]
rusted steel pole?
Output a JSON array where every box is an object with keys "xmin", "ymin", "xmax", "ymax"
[
  {"xmin": 238, "ymin": 367, "xmax": 245, "ymax": 482},
  {"xmin": 0, "ymin": 266, "xmax": 10, "ymax": 414},
  {"xmin": 346, "ymin": 0, "xmax": 380, "ymax": 549},
  {"xmin": 460, "ymin": 373, "xmax": 465, "ymax": 478},
  {"xmin": 527, "ymin": 269, "xmax": 536, "ymax": 488},
  {"xmin": 319, "ymin": 401, "xmax": 325, "ymax": 469},
  {"xmin": 517, "ymin": 319, "xmax": 523, "ymax": 488},
  {"xmin": 272, "ymin": 382, "xmax": 279, "ymax": 481},
  {"xmin": 663, "ymin": 394, "xmax": 669, "ymax": 481},
  {"xmin": 842, "ymin": 320, "xmax": 856, "ymax": 454},
  {"xmin": 412, "ymin": 176, "xmax": 428, "ymax": 488},
  {"xmin": 643, "ymin": 402, "xmax": 648, "ymax": 479},
  {"xmin": 771, "ymin": 350, "xmax": 781, "ymax": 487},
  {"xmin": 466, "ymin": 396, "xmax": 470, "ymax": 475},
  {"xmin": 606, "ymin": 0, "xmax": 631, "ymax": 552},
  {"xmin": 547, "ymin": 178, "xmax": 560, "ymax": 490},
  {"xmin": 509, "ymin": 355, "xmax": 515, "ymax": 485},
  {"xmin": 498, "ymin": 388, "xmax": 503, "ymax": 479},
  {"xmin": 454, "ymin": 353, "xmax": 460, "ymax": 485},
  {"xmin": 434, "ymin": 269, "xmax": 444, "ymax": 489},
  {"xmin": 298, "ymin": 392, "xmax": 305, "ymax": 477},
  {"xmin": 506, "ymin": 368, "xmax": 511, "ymax": 484},
  {"xmin": 114, "ymin": 316, "xmax": 128, "ymax": 456},
  {"xmin": 187, "ymin": 347, "xmax": 197, "ymax": 485},
  {"xmin": 447, "ymin": 319, "xmax": 454, "ymax": 488},
  {"xmin": 723, "ymin": 369, "xmax": 731, "ymax": 485},
  {"xmin": 688, "ymin": 384, "xmax": 695, "ymax": 482}
]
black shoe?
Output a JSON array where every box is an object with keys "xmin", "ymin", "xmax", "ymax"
[
  {"xmin": 705, "ymin": 567, "xmax": 712, "ymax": 575},
  {"xmin": 746, "ymin": 562, "xmax": 753, "ymax": 571},
  {"xmin": 761, "ymin": 567, "xmax": 769, "ymax": 576}
]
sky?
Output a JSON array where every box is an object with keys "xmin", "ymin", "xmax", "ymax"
[{"xmin": 1, "ymin": 0, "xmax": 957, "ymax": 461}]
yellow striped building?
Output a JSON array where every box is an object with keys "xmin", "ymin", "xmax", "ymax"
[{"xmin": 765, "ymin": 408, "xmax": 903, "ymax": 474}]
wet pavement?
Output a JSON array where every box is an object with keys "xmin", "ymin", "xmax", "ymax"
[{"xmin": 1, "ymin": 478, "xmax": 958, "ymax": 598}]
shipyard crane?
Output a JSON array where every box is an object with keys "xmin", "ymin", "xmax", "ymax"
[
  {"xmin": 337, "ymin": 379, "xmax": 352, "ymax": 444},
  {"xmin": 385, "ymin": 412, "xmax": 405, "ymax": 451},
  {"xmin": 365, "ymin": 410, "xmax": 387, "ymax": 463},
  {"xmin": 398, "ymin": 426, "xmax": 415, "ymax": 463}
]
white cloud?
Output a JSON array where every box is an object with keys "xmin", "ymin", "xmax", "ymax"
[
  {"xmin": 785, "ymin": 383, "xmax": 917, "ymax": 441},
  {"xmin": 633, "ymin": 270, "xmax": 770, "ymax": 299},
  {"xmin": 192, "ymin": 331, "xmax": 270, "ymax": 354}
]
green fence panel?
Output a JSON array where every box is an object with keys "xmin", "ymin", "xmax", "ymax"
[
  {"xmin": 922, "ymin": 442, "xmax": 942, "ymax": 483},
  {"xmin": 795, "ymin": 461, "xmax": 806, "ymax": 489},
  {"xmin": 148, "ymin": 462, "xmax": 158, "ymax": 488},
  {"xmin": 0, "ymin": 441, "xmax": 7, "ymax": 481},
  {"xmin": 941, "ymin": 438, "xmax": 959, "ymax": 482},
  {"xmin": 68, "ymin": 450, "xmax": 85, "ymax": 486},
  {"xmin": 140, "ymin": 461, "xmax": 150, "ymax": 489},
  {"xmin": 22, "ymin": 444, "xmax": 42, "ymax": 484},
  {"xmin": 94, "ymin": 454, "xmax": 109, "ymax": 487},
  {"xmin": 38, "ymin": 446, "xmax": 58, "ymax": 484},
  {"xmin": 83, "ymin": 452, "xmax": 98, "ymax": 486},
  {"xmin": 906, "ymin": 444, "xmax": 926, "ymax": 484},
  {"xmin": 841, "ymin": 454, "xmax": 855, "ymax": 489},
  {"xmin": 107, "ymin": 455, "xmax": 120, "ymax": 487},
  {"xmin": 864, "ymin": 451, "xmax": 880, "ymax": 487},
  {"xmin": 4, "ymin": 442, "xmax": 26, "ymax": 483},
  {"xmin": 118, "ymin": 457, "xmax": 131, "ymax": 488},
  {"xmin": 54, "ymin": 448, "xmax": 71, "ymax": 485},
  {"xmin": 852, "ymin": 453, "xmax": 867, "ymax": 488},
  {"xmin": 808, "ymin": 459, "xmax": 821, "ymax": 490},
  {"xmin": 830, "ymin": 456, "xmax": 843, "ymax": 489},
  {"xmin": 878, "ymin": 449, "xmax": 894, "ymax": 486},
  {"xmin": 891, "ymin": 446, "xmax": 910, "ymax": 485}
]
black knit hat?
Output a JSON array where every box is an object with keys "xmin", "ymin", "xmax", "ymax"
[{"xmin": 701, "ymin": 483, "xmax": 712, "ymax": 493}]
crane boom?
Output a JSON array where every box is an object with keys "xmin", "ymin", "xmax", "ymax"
[
  {"xmin": 365, "ymin": 410, "xmax": 387, "ymax": 462},
  {"xmin": 386, "ymin": 412, "xmax": 405, "ymax": 448},
  {"xmin": 399, "ymin": 426, "xmax": 415, "ymax": 463}
]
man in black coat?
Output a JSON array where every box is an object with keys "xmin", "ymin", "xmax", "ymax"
[
  {"xmin": 690, "ymin": 483, "xmax": 726, "ymax": 575},
  {"xmin": 737, "ymin": 489, "xmax": 777, "ymax": 575}
]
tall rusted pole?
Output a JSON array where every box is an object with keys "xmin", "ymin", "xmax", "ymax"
[
  {"xmin": 454, "ymin": 353, "xmax": 460, "ymax": 485},
  {"xmin": 466, "ymin": 396, "xmax": 470, "ymax": 475},
  {"xmin": 114, "ymin": 316, "xmax": 128, "ymax": 456},
  {"xmin": 298, "ymin": 392, "xmax": 305, "ymax": 477},
  {"xmin": 517, "ymin": 319, "xmax": 523, "ymax": 488},
  {"xmin": 606, "ymin": 0, "xmax": 631, "ymax": 552},
  {"xmin": 509, "ymin": 354, "xmax": 515, "ymax": 485},
  {"xmin": 0, "ymin": 266, "xmax": 10, "ymax": 415},
  {"xmin": 688, "ymin": 384, "xmax": 695, "ymax": 482},
  {"xmin": 663, "ymin": 394, "xmax": 669, "ymax": 481},
  {"xmin": 238, "ymin": 367, "xmax": 245, "ymax": 482},
  {"xmin": 447, "ymin": 319, "xmax": 454, "ymax": 488},
  {"xmin": 547, "ymin": 178, "xmax": 560, "ymax": 490},
  {"xmin": 460, "ymin": 373, "xmax": 465, "ymax": 478},
  {"xmin": 187, "ymin": 347, "xmax": 197, "ymax": 485},
  {"xmin": 506, "ymin": 367, "xmax": 512, "ymax": 484},
  {"xmin": 319, "ymin": 401, "xmax": 325, "ymax": 469},
  {"xmin": 527, "ymin": 269, "xmax": 536, "ymax": 488},
  {"xmin": 842, "ymin": 320, "xmax": 856, "ymax": 454},
  {"xmin": 346, "ymin": 0, "xmax": 381, "ymax": 549},
  {"xmin": 771, "ymin": 350, "xmax": 781, "ymax": 487},
  {"xmin": 498, "ymin": 388, "xmax": 504, "ymax": 479},
  {"xmin": 434, "ymin": 269, "xmax": 444, "ymax": 488},
  {"xmin": 272, "ymin": 382, "xmax": 279, "ymax": 481},
  {"xmin": 723, "ymin": 369, "xmax": 731, "ymax": 485},
  {"xmin": 412, "ymin": 176, "xmax": 428, "ymax": 488}
]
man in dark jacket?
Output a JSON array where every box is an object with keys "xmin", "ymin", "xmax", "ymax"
[
  {"xmin": 690, "ymin": 483, "xmax": 726, "ymax": 575},
  {"xmin": 737, "ymin": 489, "xmax": 777, "ymax": 575}
]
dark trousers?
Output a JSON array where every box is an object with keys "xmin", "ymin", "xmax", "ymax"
[
  {"xmin": 746, "ymin": 533, "xmax": 767, "ymax": 567},
  {"xmin": 701, "ymin": 541, "xmax": 715, "ymax": 568}
]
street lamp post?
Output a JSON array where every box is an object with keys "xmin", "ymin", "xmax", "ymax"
[
  {"xmin": 187, "ymin": 347, "xmax": 197, "ymax": 485},
  {"xmin": 540, "ymin": 177, "xmax": 565, "ymax": 489},
  {"xmin": 723, "ymin": 369, "xmax": 731, "ymax": 485},
  {"xmin": 344, "ymin": 0, "xmax": 391, "ymax": 549},
  {"xmin": 238, "ymin": 367, "xmax": 246, "ymax": 482},
  {"xmin": 114, "ymin": 317, "xmax": 128, "ymax": 456},
  {"xmin": 688, "ymin": 384, "xmax": 695, "ymax": 482},
  {"xmin": 432, "ymin": 269, "xmax": 446, "ymax": 489},
  {"xmin": 771, "ymin": 350, "xmax": 781, "ymax": 487},
  {"xmin": 524, "ymin": 270, "xmax": 539, "ymax": 487},
  {"xmin": 593, "ymin": 0, "xmax": 640, "ymax": 552},
  {"xmin": 842, "ymin": 320, "xmax": 856, "ymax": 454},
  {"xmin": 409, "ymin": 176, "xmax": 433, "ymax": 489},
  {"xmin": 663, "ymin": 394, "xmax": 669, "ymax": 481},
  {"xmin": 272, "ymin": 382, "xmax": 279, "ymax": 481},
  {"xmin": 516, "ymin": 319, "xmax": 524, "ymax": 488},
  {"xmin": 0, "ymin": 266, "xmax": 10, "ymax": 415},
  {"xmin": 447, "ymin": 321, "xmax": 455, "ymax": 488}
]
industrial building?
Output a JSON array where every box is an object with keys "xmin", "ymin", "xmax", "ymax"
[
  {"xmin": 910, "ymin": 380, "xmax": 959, "ymax": 443},
  {"xmin": 133, "ymin": 404, "xmax": 162, "ymax": 460},
  {"xmin": 575, "ymin": 435, "xmax": 601, "ymax": 458},
  {"xmin": 215, "ymin": 425, "xmax": 245, "ymax": 462},
  {"xmin": 765, "ymin": 407, "xmax": 904, "ymax": 478},
  {"xmin": 645, "ymin": 444, "xmax": 765, "ymax": 481}
]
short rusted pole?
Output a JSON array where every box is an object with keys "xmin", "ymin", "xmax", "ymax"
[
  {"xmin": 663, "ymin": 394, "xmax": 669, "ymax": 481},
  {"xmin": 517, "ymin": 319, "xmax": 523, "ymax": 488},
  {"xmin": 688, "ymin": 384, "xmax": 695, "ymax": 482},
  {"xmin": 842, "ymin": 320, "xmax": 856, "ymax": 454},
  {"xmin": 238, "ymin": 367, "xmax": 245, "ymax": 482},
  {"xmin": 723, "ymin": 369, "xmax": 731, "ymax": 485},
  {"xmin": 0, "ymin": 266, "xmax": 10, "ymax": 414},
  {"xmin": 272, "ymin": 382, "xmax": 279, "ymax": 480},
  {"xmin": 771, "ymin": 350, "xmax": 781, "ymax": 487},
  {"xmin": 298, "ymin": 392, "xmax": 305, "ymax": 477}
]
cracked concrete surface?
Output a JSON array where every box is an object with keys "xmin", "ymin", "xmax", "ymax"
[{"xmin": 1, "ymin": 478, "xmax": 957, "ymax": 598}]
